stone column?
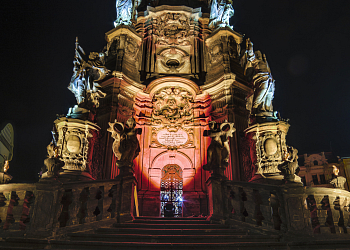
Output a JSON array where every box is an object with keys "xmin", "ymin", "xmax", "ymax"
[{"xmin": 54, "ymin": 117, "xmax": 100, "ymax": 181}]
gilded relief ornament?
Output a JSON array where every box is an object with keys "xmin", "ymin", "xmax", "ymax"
[
  {"xmin": 154, "ymin": 13, "xmax": 190, "ymax": 45},
  {"xmin": 152, "ymin": 87, "xmax": 193, "ymax": 126}
]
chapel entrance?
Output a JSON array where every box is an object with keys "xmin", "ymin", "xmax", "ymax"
[{"xmin": 160, "ymin": 164, "xmax": 183, "ymax": 217}]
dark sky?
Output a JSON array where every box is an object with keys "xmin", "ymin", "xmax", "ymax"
[{"xmin": 1, "ymin": 0, "xmax": 350, "ymax": 182}]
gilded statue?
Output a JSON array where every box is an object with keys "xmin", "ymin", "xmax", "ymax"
[
  {"xmin": 209, "ymin": 0, "xmax": 234, "ymax": 29},
  {"xmin": 203, "ymin": 121, "xmax": 236, "ymax": 176},
  {"xmin": 244, "ymin": 38, "xmax": 277, "ymax": 120},
  {"xmin": 108, "ymin": 117, "xmax": 141, "ymax": 169}
]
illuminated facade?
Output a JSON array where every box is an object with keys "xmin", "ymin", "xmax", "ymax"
[{"xmin": 94, "ymin": 3, "xmax": 251, "ymax": 216}]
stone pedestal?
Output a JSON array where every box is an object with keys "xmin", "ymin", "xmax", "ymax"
[
  {"xmin": 243, "ymin": 121, "xmax": 294, "ymax": 184},
  {"xmin": 206, "ymin": 175, "xmax": 226, "ymax": 223},
  {"xmin": 116, "ymin": 175, "xmax": 137, "ymax": 223},
  {"xmin": 54, "ymin": 117, "xmax": 100, "ymax": 181}
]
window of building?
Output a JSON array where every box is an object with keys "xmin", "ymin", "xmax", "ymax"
[
  {"xmin": 320, "ymin": 174, "xmax": 327, "ymax": 184},
  {"xmin": 313, "ymin": 160, "xmax": 318, "ymax": 166},
  {"xmin": 301, "ymin": 176, "xmax": 306, "ymax": 186},
  {"xmin": 312, "ymin": 175, "xmax": 319, "ymax": 185}
]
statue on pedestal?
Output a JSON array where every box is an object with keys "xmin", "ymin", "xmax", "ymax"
[
  {"xmin": 114, "ymin": 0, "xmax": 141, "ymax": 27},
  {"xmin": 108, "ymin": 117, "xmax": 141, "ymax": 174},
  {"xmin": 244, "ymin": 38, "xmax": 277, "ymax": 121},
  {"xmin": 278, "ymin": 146, "xmax": 301, "ymax": 184},
  {"xmin": 330, "ymin": 165, "xmax": 347, "ymax": 189},
  {"xmin": 67, "ymin": 38, "xmax": 107, "ymax": 118},
  {"xmin": 203, "ymin": 121, "xmax": 236, "ymax": 176},
  {"xmin": 209, "ymin": 0, "xmax": 234, "ymax": 29},
  {"xmin": 0, "ymin": 160, "xmax": 12, "ymax": 184},
  {"xmin": 41, "ymin": 142, "xmax": 64, "ymax": 179}
]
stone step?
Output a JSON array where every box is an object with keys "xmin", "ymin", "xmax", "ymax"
[
  {"xmin": 133, "ymin": 219, "xmax": 209, "ymax": 224},
  {"xmin": 96, "ymin": 227, "xmax": 247, "ymax": 235},
  {"xmin": 135, "ymin": 216, "xmax": 207, "ymax": 220},
  {"xmin": 113, "ymin": 222, "xmax": 228, "ymax": 229},
  {"xmin": 38, "ymin": 239, "xmax": 288, "ymax": 250},
  {"xmin": 68, "ymin": 232, "xmax": 281, "ymax": 243}
]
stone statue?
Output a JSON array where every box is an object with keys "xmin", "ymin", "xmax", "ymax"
[
  {"xmin": 41, "ymin": 142, "xmax": 64, "ymax": 179},
  {"xmin": 0, "ymin": 160, "xmax": 12, "ymax": 184},
  {"xmin": 108, "ymin": 117, "xmax": 141, "ymax": 171},
  {"xmin": 203, "ymin": 121, "xmax": 236, "ymax": 176},
  {"xmin": 209, "ymin": 0, "xmax": 234, "ymax": 29},
  {"xmin": 278, "ymin": 146, "xmax": 301, "ymax": 184},
  {"xmin": 330, "ymin": 165, "xmax": 347, "ymax": 189},
  {"xmin": 244, "ymin": 38, "xmax": 277, "ymax": 120},
  {"xmin": 114, "ymin": 0, "xmax": 141, "ymax": 27},
  {"xmin": 68, "ymin": 38, "xmax": 107, "ymax": 112}
]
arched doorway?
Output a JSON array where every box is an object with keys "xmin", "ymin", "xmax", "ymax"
[{"xmin": 160, "ymin": 164, "xmax": 183, "ymax": 217}]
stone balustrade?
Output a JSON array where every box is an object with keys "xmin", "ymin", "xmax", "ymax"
[
  {"xmin": 224, "ymin": 181, "xmax": 350, "ymax": 236},
  {"xmin": 0, "ymin": 179, "xmax": 123, "ymax": 238}
]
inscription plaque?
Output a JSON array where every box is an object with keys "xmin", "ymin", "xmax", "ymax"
[{"xmin": 157, "ymin": 129, "xmax": 188, "ymax": 147}]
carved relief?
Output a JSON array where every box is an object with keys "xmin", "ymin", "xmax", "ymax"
[
  {"xmin": 154, "ymin": 12, "xmax": 190, "ymax": 46},
  {"xmin": 152, "ymin": 86, "xmax": 193, "ymax": 126},
  {"xmin": 156, "ymin": 48, "xmax": 190, "ymax": 74},
  {"xmin": 208, "ymin": 41, "xmax": 223, "ymax": 65}
]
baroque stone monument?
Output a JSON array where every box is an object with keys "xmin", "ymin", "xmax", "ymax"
[
  {"xmin": 41, "ymin": 38, "xmax": 107, "ymax": 181},
  {"xmin": 241, "ymin": 38, "xmax": 301, "ymax": 184}
]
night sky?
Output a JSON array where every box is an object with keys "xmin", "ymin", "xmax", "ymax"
[{"xmin": 1, "ymin": 0, "xmax": 350, "ymax": 182}]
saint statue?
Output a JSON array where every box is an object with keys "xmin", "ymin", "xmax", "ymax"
[
  {"xmin": 209, "ymin": 0, "xmax": 234, "ymax": 29},
  {"xmin": 68, "ymin": 38, "xmax": 107, "ymax": 111},
  {"xmin": 244, "ymin": 38, "xmax": 277, "ymax": 120},
  {"xmin": 203, "ymin": 121, "xmax": 236, "ymax": 176},
  {"xmin": 108, "ymin": 117, "xmax": 141, "ymax": 170},
  {"xmin": 114, "ymin": 0, "xmax": 141, "ymax": 27},
  {"xmin": 330, "ymin": 165, "xmax": 347, "ymax": 189}
]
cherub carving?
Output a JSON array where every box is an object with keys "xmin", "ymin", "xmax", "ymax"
[
  {"xmin": 41, "ymin": 142, "xmax": 64, "ymax": 178},
  {"xmin": 203, "ymin": 121, "xmax": 236, "ymax": 176},
  {"xmin": 278, "ymin": 146, "xmax": 301, "ymax": 183},
  {"xmin": 108, "ymin": 117, "xmax": 141, "ymax": 168}
]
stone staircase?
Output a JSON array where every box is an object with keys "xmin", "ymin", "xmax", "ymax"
[
  {"xmin": 1, "ymin": 216, "xmax": 286, "ymax": 249},
  {"xmin": 4, "ymin": 217, "xmax": 350, "ymax": 249}
]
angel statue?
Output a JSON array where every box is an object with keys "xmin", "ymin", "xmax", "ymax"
[
  {"xmin": 114, "ymin": 0, "xmax": 141, "ymax": 27},
  {"xmin": 108, "ymin": 117, "xmax": 141, "ymax": 174},
  {"xmin": 209, "ymin": 0, "xmax": 234, "ymax": 29},
  {"xmin": 203, "ymin": 121, "xmax": 236, "ymax": 176}
]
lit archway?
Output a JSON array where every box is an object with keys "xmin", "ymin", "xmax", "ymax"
[{"xmin": 160, "ymin": 164, "xmax": 183, "ymax": 217}]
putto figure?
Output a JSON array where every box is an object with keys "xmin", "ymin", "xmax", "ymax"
[
  {"xmin": 209, "ymin": 0, "xmax": 234, "ymax": 29},
  {"xmin": 114, "ymin": 0, "xmax": 141, "ymax": 27},
  {"xmin": 278, "ymin": 147, "xmax": 301, "ymax": 184},
  {"xmin": 108, "ymin": 117, "xmax": 141, "ymax": 171},
  {"xmin": 203, "ymin": 121, "xmax": 236, "ymax": 176},
  {"xmin": 244, "ymin": 38, "xmax": 277, "ymax": 120}
]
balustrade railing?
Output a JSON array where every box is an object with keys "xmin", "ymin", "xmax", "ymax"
[
  {"xmin": 0, "ymin": 179, "xmax": 122, "ymax": 237},
  {"xmin": 224, "ymin": 181, "xmax": 350, "ymax": 236}
]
